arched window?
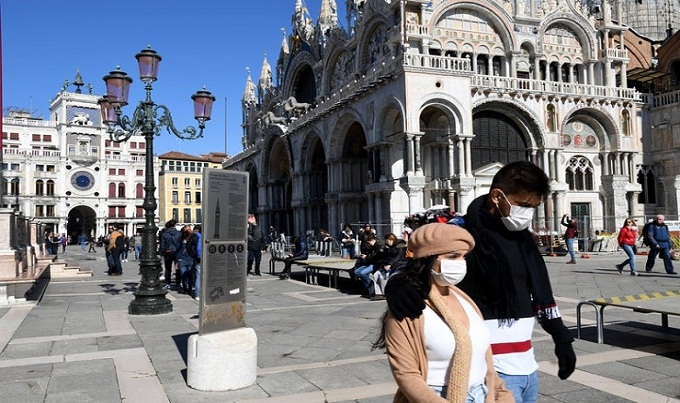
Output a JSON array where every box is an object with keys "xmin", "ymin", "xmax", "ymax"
[
  {"xmin": 118, "ymin": 183, "xmax": 126, "ymax": 198},
  {"xmin": 472, "ymin": 111, "xmax": 528, "ymax": 169},
  {"xmin": 46, "ymin": 180, "xmax": 55, "ymax": 196},
  {"xmin": 621, "ymin": 109, "xmax": 630, "ymax": 136},
  {"xmin": 108, "ymin": 183, "xmax": 116, "ymax": 198},
  {"xmin": 35, "ymin": 180, "xmax": 44, "ymax": 196},
  {"xmin": 637, "ymin": 165, "xmax": 656, "ymax": 204},
  {"xmin": 565, "ymin": 156, "xmax": 594, "ymax": 191},
  {"xmin": 136, "ymin": 183, "xmax": 144, "ymax": 198}
]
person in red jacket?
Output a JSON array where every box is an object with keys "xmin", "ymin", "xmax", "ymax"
[{"xmin": 616, "ymin": 218, "xmax": 639, "ymax": 276}]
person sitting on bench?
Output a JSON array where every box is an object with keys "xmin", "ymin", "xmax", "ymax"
[{"xmin": 279, "ymin": 235, "xmax": 309, "ymax": 279}]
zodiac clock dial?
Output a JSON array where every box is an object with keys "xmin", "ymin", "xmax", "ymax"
[{"xmin": 71, "ymin": 171, "xmax": 95, "ymax": 191}]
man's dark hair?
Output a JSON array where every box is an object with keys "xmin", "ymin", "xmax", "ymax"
[
  {"xmin": 166, "ymin": 219, "xmax": 177, "ymax": 228},
  {"xmin": 193, "ymin": 224, "xmax": 201, "ymax": 232},
  {"xmin": 490, "ymin": 160, "xmax": 550, "ymax": 199}
]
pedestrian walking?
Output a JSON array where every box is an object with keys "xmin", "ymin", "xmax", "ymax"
[
  {"xmin": 561, "ymin": 214, "xmax": 578, "ymax": 264},
  {"xmin": 616, "ymin": 218, "xmax": 639, "ymax": 276},
  {"xmin": 644, "ymin": 214, "xmax": 678, "ymax": 274}
]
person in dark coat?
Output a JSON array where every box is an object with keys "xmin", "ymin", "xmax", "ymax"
[
  {"xmin": 279, "ymin": 235, "xmax": 308, "ymax": 279},
  {"xmin": 247, "ymin": 213, "xmax": 264, "ymax": 276},
  {"xmin": 645, "ymin": 214, "xmax": 678, "ymax": 274},
  {"xmin": 385, "ymin": 161, "xmax": 576, "ymax": 402}
]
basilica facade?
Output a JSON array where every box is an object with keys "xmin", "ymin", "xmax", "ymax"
[{"xmin": 225, "ymin": 0, "xmax": 678, "ymax": 237}]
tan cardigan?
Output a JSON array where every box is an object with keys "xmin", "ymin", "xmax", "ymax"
[{"xmin": 384, "ymin": 287, "xmax": 514, "ymax": 403}]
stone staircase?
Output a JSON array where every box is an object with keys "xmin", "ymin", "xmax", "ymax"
[{"xmin": 47, "ymin": 259, "xmax": 93, "ymax": 278}]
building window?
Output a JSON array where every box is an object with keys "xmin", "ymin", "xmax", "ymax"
[
  {"xmin": 118, "ymin": 206, "xmax": 125, "ymax": 217},
  {"xmin": 195, "ymin": 191, "xmax": 201, "ymax": 204},
  {"xmin": 46, "ymin": 180, "xmax": 55, "ymax": 196},
  {"xmin": 184, "ymin": 191, "xmax": 191, "ymax": 204},
  {"xmin": 109, "ymin": 183, "xmax": 116, "ymax": 198},
  {"xmin": 184, "ymin": 178, "xmax": 191, "ymax": 187},
  {"xmin": 35, "ymin": 205, "xmax": 44, "ymax": 217},
  {"xmin": 183, "ymin": 208, "xmax": 191, "ymax": 223},
  {"xmin": 637, "ymin": 165, "xmax": 656, "ymax": 204},
  {"xmin": 109, "ymin": 206, "xmax": 116, "ymax": 217},
  {"xmin": 35, "ymin": 180, "xmax": 44, "ymax": 196},
  {"xmin": 172, "ymin": 191, "xmax": 179, "ymax": 204},
  {"xmin": 130, "ymin": 142, "xmax": 137, "ymax": 149},
  {"xmin": 136, "ymin": 206, "xmax": 144, "ymax": 217},
  {"xmin": 36, "ymin": 165, "xmax": 45, "ymax": 172},
  {"xmin": 195, "ymin": 178, "xmax": 201, "ymax": 187},
  {"xmin": 565, "ymin": 156, "xmax": 594, "ymax": 191},
  {"xmin": 172, "ymin": 208, "xmax": 179, "ymax": 221},
  {"xmin": 136, "ymin": 183, "xmax": 144, "ymax": 198},
  {"xmin": 472, "ymin": 111, "xmax": 528, "ymax": 169},
  {"xmin": 46, "ymin": 205, "xmax": 55, "ymax": 217},
  {"xmin": 118, "ymin": 169, "xmax": 125, "ymax": 175},
  {"xmin": 109, "ymin": 168, "xmax": 116, "ymax": 175},
  {"xmin": 136, "ymin": 169, "xmax": 143, "ymax": 176},
  {"xmin": 196, "ymin": 208, "xmax": 202, "ymax": 223},
  {"xmin": 47, "ymin": 165, "xmax": 55, "ymax": 172},
  {"xmin": 171, "ymin": 177, "xmax": 178, "ymax": 187},
  {"xmin": 118, "ymin": 183, "xmax": 126, "ymax": 198}
]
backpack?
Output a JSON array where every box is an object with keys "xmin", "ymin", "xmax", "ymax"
[
  {"xmin": 114, "ymin": 232, "xmax": 125, "ymax": 251},
  {"xmin": 186, "ymin": 233, "xmax": 199, "ymax": 259},
  {"xmin": 641, "ymin": 222, "xmax": 653, "ymax": 246}
]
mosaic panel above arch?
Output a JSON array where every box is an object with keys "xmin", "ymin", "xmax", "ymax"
[{"xmin": 561, "ymin": 119, "xmax": 599, "ymax": 150}]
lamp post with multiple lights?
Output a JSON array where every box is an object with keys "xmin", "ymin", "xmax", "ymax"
[{"xmin": 99, "ymin": 47, "xmax": 215, "ymax": 315}]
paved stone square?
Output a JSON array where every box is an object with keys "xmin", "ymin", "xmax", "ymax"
[{"xmin": 1, "ymin": 246, "xmax": 679, "ymax": 402}]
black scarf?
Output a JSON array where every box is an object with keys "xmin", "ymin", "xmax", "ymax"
[{"xmin": 459, "ymin": 195, "xmax": 560, "ymax": 324}]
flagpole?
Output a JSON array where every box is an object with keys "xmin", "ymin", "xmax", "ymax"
[{"xmin": 224, "ymin": 97, "xmax": 229, "ymax": 156}]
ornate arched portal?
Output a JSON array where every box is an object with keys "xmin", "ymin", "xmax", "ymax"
[
  {"xmin": 67, "ymin": 205, "xmax": 97, "ymax": 240},
  {"xmin": 268, "ymin": 137, "xmax": 293, "ymax": 235}
]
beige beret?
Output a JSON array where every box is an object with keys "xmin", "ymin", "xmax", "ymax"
[{"xmin": 408, "ymin": 223, "xmax": 475, "ymax": 258}]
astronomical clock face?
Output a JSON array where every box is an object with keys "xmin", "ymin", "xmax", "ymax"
[{"xmin": 70, "ymin": 171, "xmax": 95, "ymax": 191}]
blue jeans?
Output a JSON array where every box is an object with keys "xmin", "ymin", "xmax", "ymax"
[
  {"xmin": 341, "ymin": 245, "xmax": 356, "ymax": 259},
  {"xmin": 193, "ymin": 262, "xmax": 201, "ymax": 298},
  {"xmin": 497, "ymin": 371, "xmax": 538, "ymax": 403},
  {"xmin": 645, "ymin": 247, "xmax": 675, "ymax": 273},
  {"xmin": 177, "ymin": 257, "xmax": 195, "ymax": 292},
  {"xmin": 134, "ymin": 245, "xmax": 141, "ymax": 261},
  {"xmin": 354, "ymin": 265, "xmax": 374, "ymax": 293},
  {"xmin": 565, "ymin": 237, "xmax": 576, "ymax": 261},
  {"xmin": 430, "ymin": 382, "xmax": 488, "ymax": 402},
  {"xmin": 620, "ymin": 244, "xmax": 636, "ymax": 273}
]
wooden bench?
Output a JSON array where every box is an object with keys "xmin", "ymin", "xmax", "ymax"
[{"xmin": 576, "ymin": 290, "xmax": 680, "ymax": 343}]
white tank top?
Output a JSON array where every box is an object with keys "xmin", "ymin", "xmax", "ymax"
[{"xmin": 424, "ymin": 291, "xmax": 490, "ymax": 387}]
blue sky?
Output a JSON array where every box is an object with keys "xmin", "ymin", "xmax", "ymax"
[{"xmin": 2, "ymin": 0, "xmax": 346, "ymax": 156}]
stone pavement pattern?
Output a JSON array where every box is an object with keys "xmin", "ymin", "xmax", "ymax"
[{"xmin": 0, "ymin": 247, "xmax": 679, "ymax": 402}]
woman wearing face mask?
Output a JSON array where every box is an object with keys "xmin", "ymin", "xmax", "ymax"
[
  {"xmin": 385, "ymin": 161, "xmax": 576, "ymax": 403},
  {"xmin": 373, "ymin": 223, "xmax": 513, "ymax": 403}
]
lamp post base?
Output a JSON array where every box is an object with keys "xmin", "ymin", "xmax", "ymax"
[{"xmin": 128, "ymin": 289, "xmax": 173, "ymax": 315}]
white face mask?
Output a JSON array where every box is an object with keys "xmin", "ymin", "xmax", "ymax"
[
  {"xmin": 497, "ymin": 191, "xmax": 535, "ymax": 232},
  {"xmin": 431, "ymin": 259, "xmax": 467, "ymax": 287}
]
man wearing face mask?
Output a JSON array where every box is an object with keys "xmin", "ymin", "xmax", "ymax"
[{"xmin": 386, "ymin": 161, "xmax": 576, "ymax": 403}]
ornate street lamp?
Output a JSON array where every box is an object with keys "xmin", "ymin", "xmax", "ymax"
[{"xmin": 99, "ymin": 46, "xmax": 215, "ymax": 315}]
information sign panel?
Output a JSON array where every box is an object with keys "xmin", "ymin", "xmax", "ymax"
[{"xmin": 199, "ymin": 169, "xmax": 248, "ymax": 335}]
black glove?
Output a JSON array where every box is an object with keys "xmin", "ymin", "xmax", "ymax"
[
  {"xmin": 555, "ymin": 342, "xmax": 576, "ymax": 380},
  {"xmin": 541, "ymin": 317, "xmax": 576, "ymax": 380},
  {"xmin": 384, "ymin": 274, "xmax": 425, "ymax": 321}
]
